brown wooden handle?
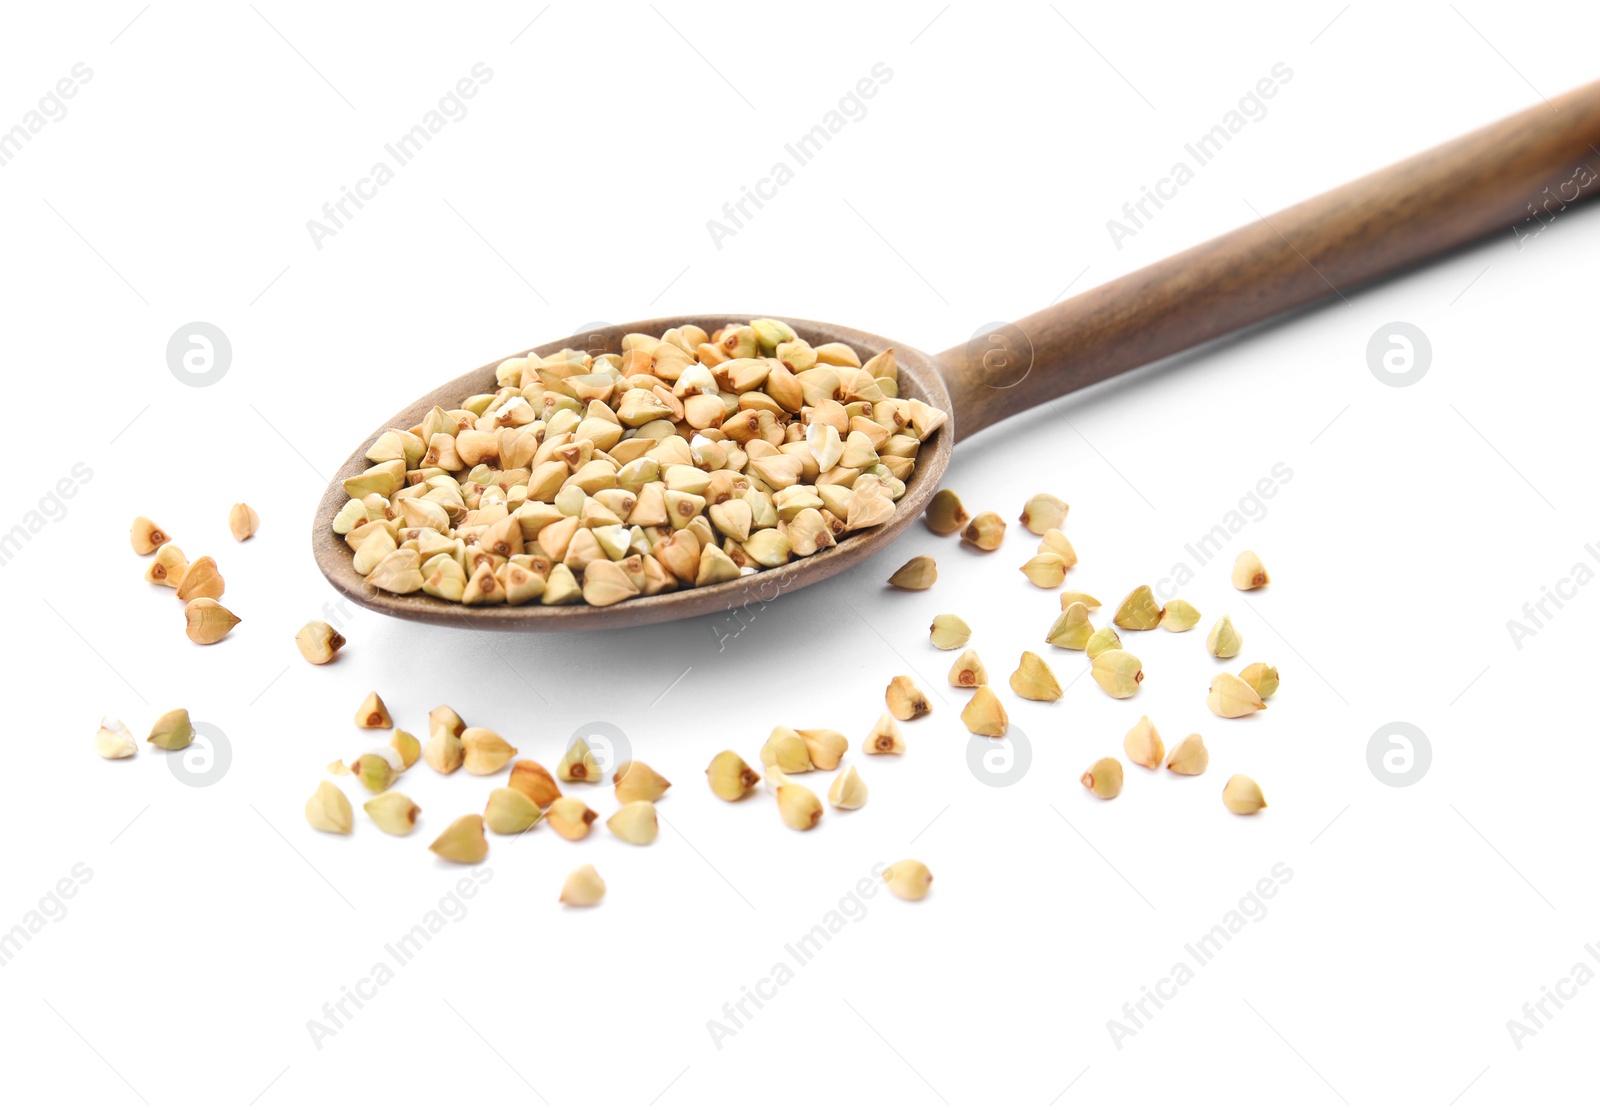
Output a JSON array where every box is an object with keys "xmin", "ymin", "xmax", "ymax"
[{"xmin": 939, "ymin": 79, "xmax": 1600, "ymax": 440}]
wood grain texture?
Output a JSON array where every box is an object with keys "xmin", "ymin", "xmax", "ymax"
[
  {"xmin": 311, "ymin": 315, "xmax": 953, "ymax": 632},
  {"xmin": 939, "ymin": 79, "xmax": 1600, "ymax": 440}
]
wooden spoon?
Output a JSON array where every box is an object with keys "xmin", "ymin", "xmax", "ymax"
[{"xmin": 314, "ymin": 80, "xmax": 1600, "ymax": 631}]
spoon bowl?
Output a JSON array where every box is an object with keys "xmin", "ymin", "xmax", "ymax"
[
  {"xmin": 312, "ymin": 315, "xmax": 954, "ymax": 631},
  {"xmin": 313, "ymin": 80, "xmax": 1600, "ymax": 630}
]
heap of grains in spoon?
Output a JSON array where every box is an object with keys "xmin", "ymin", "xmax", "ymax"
[{"xmin": 329, "ymin": 319, "xmax": 949, "ymax": 607}]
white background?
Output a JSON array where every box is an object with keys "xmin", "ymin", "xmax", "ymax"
[{"xmin": 2, "ymin": 1, "xmax": 1595, "ymax": 1106}]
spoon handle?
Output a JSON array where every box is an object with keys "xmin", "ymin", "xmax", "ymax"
[{"xmin": 939, "ymin": 79, "xmax": 1600, "ymax": 441}]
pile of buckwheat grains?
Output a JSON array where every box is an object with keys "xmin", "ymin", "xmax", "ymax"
[
  {"xmin": 328, "ymin": 319, "xmax": 949, "ymax": 608},
  {"xmin": 104, "ymin": 333, "xmax": 1288, "ymax": 907}
]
